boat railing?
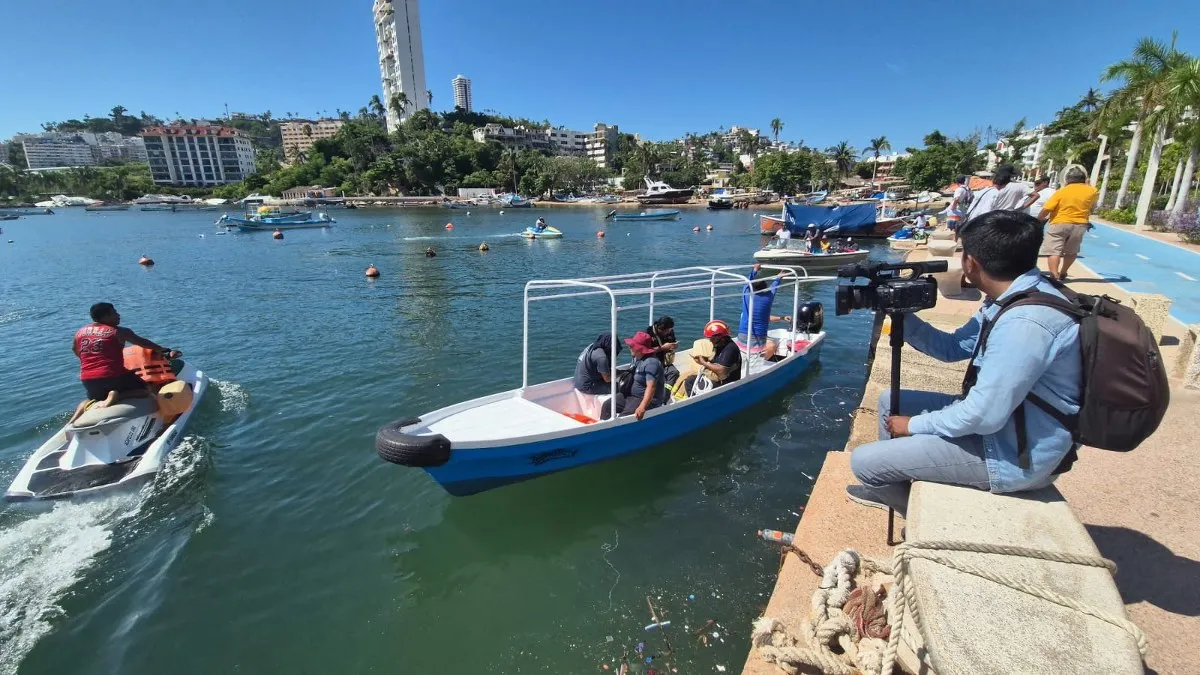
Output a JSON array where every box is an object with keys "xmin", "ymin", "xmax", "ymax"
[{"xmin": 522, "ymin": 265, "xmax": 833, "ymax": 409}]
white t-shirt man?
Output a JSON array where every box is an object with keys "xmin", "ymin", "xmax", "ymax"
[
  {"xmin": 1028, "ymin": 187, "xmax": 1056, "ymax": 217},
  {"xmin": 949, "ymin": 185, "xmax": 972, "ymax": 218},
  {"xmin": 967, "ymin": 182, "xmax": 1032, "ymax": 221},
  {"xmin": 777, "ymin": 227, "xmax": 792, "ymax": 241}
]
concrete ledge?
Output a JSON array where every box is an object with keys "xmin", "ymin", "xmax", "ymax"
[
  {"xmin": 1128, "ymin": 293, "xmax": 1172, "ymax": 344},
  {"xmin": 1173, "ymin": 323, "xmax": 1200, "ymax": 390},
  {"xmin": 903, "ymin": 482, "xmax": 1143, "ymax": 675}
]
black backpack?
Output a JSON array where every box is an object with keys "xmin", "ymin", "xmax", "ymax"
[
  {"xmin": 964, "ymin": 279, "xmax": 1170, "ymax": 470},
  {"xmin": 616, "ymin": 363, "xmax": 638, "ymax": 397}
]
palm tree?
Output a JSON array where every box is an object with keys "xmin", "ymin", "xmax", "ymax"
[
  {"xmin": 1101, "ymin": 35, "xmax": 1185, "ymax": 211},
  {"xmin": 368, "ymin": 95, "xmax": 386, "ymax": 120},
  {"xmin": 770, "ymin": 118, "xmax": 783, "ymax": 143},
  {"xmin": 389, "ymin": 92, "xmax": 410, "ymax": 120},
  {"xmin": 826, "ymin": 141, "xmax": 857, "ymax": 186},
  {"xmin": 864, "ymin": 136, "xmax": 891, "ymax": 187},
  {"xmin": 426, "ymin": 90, "xmax": 434, "ymax": 108},
  {"xmin": 1078, "ymin": 88, "xmax": 1103, "ymax": 112},
  {"xmin": 1166, "ymin": 57, "xmax": 1200, "ymax": 218}
]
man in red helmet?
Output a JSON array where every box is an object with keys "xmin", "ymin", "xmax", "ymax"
[{"xmin": 679, "ymin": 320, "xmax": 743, "ymax": 396}]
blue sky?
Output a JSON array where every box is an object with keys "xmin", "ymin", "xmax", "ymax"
[{"xmin": 2, "ymin": 0, "xmax": 1198, "ymax": 152}]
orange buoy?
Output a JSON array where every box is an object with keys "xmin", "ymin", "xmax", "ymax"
[
  {"xmin": 272, "ymin": 229, "xmax": 284, "ymax": 239},
  {"xmin": 445, "ymin": 223, "xmax": 454, "ymax": 230},
  {"xmin": 138, "ymin": 255, "xmax": 154, "ymax": 266},
  {"xmin": 365, "ymin": 264, "xmax": 380, "ymax": 278},
  {"xmin": 597, "ymin": 230, "xmax": 606, "ymax": 238},
  {"xmin": 692, "ymin": 226, "xmax": 700, "ymax": 232}
]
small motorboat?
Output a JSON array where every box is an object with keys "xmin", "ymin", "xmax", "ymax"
[
  {"xmin": 707, "ymin": 195, "xmax": 734, "ymax": 210},
  {"xmin": 85, "ymin": 203, "xmax": 131, "ymax": 212},
  {"xmin": 500, "ymin": 194, "xmax": 534, "ymax": 208},
  {"xmin": 218, "ymin": 210, "xmax": 335, "ymax": 230},
  {"xmin": 140, "ymin": 205, "xmax": 175, "ymax": 212},
  {"xmin": 752, "ymin": 244, "xmax": 870, "ymax": 269},
  {"xmin": 5, "ymin": 358, "xmax": 209, "ymax": 502},
  {"xmin": 0, "ymin": 214, "xmax": 18, "ymax": 221},
  {"xmin": 606, "ymin": 209, "xmax": 681, "ymax": 221},
  {"xmin": 374, "ymin": 265, "xmax": 829, "ymax": 496},
  {"xmin": 522, "ymin": 225, "xmax": 563, "ymax": 239}
]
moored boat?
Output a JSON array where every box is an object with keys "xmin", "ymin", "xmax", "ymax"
[
  {"xmin": 606, "ymin": 209, "xmax": 681, "ymax": 221},
  {"xmin": 499, "ymin": 194, "xmax": 534, "ymax": 208},
  {"xmin": 751, "ymin": 246, "xmax": 870, "ymax": 269},
  {"xmin": 761, "ymin": 203, "xmax": 907, "ymax": 238},
  {"xmin": 707, "ymin": 195, "xmax": 734, "ymax": 210},
  {"xmin": 636, "ymin": 177, "xmax": 694, "ymax": 205},
  {"xmin": 374, "ymin": 265, "xmax": 830, "ymax": 496},
  {"xmin": 85, "ymin": 203, "xmax": 131, "ymax": 212}
]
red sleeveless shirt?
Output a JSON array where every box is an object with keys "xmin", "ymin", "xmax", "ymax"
[{"xmin": 75, "ymin": 323, "xmax": 126, "ymax": 380}]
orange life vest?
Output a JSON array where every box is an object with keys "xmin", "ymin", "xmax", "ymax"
[{"xmin": 123, "ymin": 347, "xmax": 176, "ymax": 385}]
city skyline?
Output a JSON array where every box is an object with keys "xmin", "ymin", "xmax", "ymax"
[{"xmin": 1, "ymin": 0, "xmax": 1198, "ymax": 150}]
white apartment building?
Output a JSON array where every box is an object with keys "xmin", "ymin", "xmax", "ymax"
[
  {"xmin": 586, "ymin": 123, "xmax": 619, "ymax": 170},
  {"xmin": 452, "ymin": 74, "xmax": 472, "ymax": 112},
  {"xmin": 140, "ymin": 125, "xmax": 256, "ymax": 186},
  {"xmin": 472, "ymin": 124, "xmax": 552, "ymax": 152},
  {"xmin": 546, "ymin": 126, "xmax": 588, "ymax": 155},
  {"xmin": 16, "ymin": 131, "xmax": 148, "ymax": 169},
  {"xmin": 992, "ymin": 124, "xmax": 1061, "ymax": 171},
  {"xmin": 374, "ymin": 0, "xmax": 428, "ymax": 132},
  {"xmin": 280, "ymin": 119, "xmax": 346, "ymax": 163}
]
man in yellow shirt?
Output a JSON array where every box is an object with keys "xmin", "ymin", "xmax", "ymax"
[{"xmin": 1039, "ymin": 167, "xmax": 1098, "ymax": 281}]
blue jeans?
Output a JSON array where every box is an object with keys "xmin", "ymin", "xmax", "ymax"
[{"xmin": 849, "ymin": 389, "xmax": 990, "ymax": 516}]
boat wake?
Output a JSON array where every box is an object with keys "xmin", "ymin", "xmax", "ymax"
[
  {"xmin": 212, "ymin": 379, "xmax": 249, "ymax": 414},
  {"xmin": 0, "ymin": 494, "xmax": 138, "ymax": 674},
  {"xmin": 0, "ymin": 434, "xmax": 212, "ymax": 674}
]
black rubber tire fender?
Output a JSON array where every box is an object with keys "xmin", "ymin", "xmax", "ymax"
[{"xmin": 376, "ymin": 418, "xmax": 451, "ymax": 467}]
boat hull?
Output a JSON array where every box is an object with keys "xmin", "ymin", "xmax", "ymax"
[
  {"xmin": 759, "ymin": 215, "xmax": 787, "ymax": 234},
  {"xmin": 234, "ymin": 222, "xmax": 333, "ymax": 231},
  {"xmin": 707, "ymin": 200, "xmax": 733, "ymax": 210},
  {"xmin": 609, "ymin": 210, "xmax": 681, "ymax": 221},
  {"xmin": 752, "ymin": 249, "xmax": 870, "ymax": 269},
  {"xmin": 412, "ymin": 340, "xmax": 821, "ymax": 496},
  {"xmin": 636, "ymin": 190, "xmax": 693, "ymax": 205},
  {"xmin": 522, "ymin": 226, "xmax": 563, "ymax": 239}
]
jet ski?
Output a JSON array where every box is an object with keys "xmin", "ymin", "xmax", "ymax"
[
  {"xmin": 521, "ymin": 225, "xmax": 563, "ymax": 239},
  {"xmin": 5, "ymin": 359, "xmax": 209, "ymax": 502}
]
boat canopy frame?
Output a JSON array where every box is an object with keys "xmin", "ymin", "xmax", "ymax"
[{"xmin": 522, "ymin": 264, "xmax": 834, "ymax": 418}]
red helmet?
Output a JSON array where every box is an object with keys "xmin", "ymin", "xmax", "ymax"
[{"xmin": 704, "ymin": 320, "xmax": 730, "ymax": 338}]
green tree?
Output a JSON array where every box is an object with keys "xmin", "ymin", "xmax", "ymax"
[
  {"xmin": 896, "ymin": 132, "xmax": 981, "ymax": 190},
  {"xmin": 826, "ymin": 141, "xmax": 857, "ymax": 185},
  {"xmin": 770, "ymin": 118, "xmax": 783, "ymax": 143},
  {"xmin": 751, "ymin": 151, "xmax": 812, "ymax": 194},
  {"xmin": 1078, "ymin": 88, "xmax": 1103, "ymax": 112}
]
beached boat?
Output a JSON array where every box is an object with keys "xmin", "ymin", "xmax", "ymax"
[
  {"xmin": 5, "ymin": 359, "xmax": 208, "ymax": 502},
  {"xmin": 85, "ymin": 203, "xmax": 131, "ymax": 212},
  {"xmin": 499, "ymin": 194, "xmax": 534, "ymax": 208},
  {"xmin": 798, "ymin": 191, "xmax": 828, "ymax": 205},
  {"xmin": 606, "ymin": 209, "xmax": 681, "ymax": 221},
  {"xmin": 636, "ymin": 178, "xmax": 694, "ymax": 205},
  {"xmin": 707, "ymin": 195, "xmax": 734, "ymax": 210},
  {"xmin": 374, "ymin": 265, "xmax": 830, "ymax": 496},
  {"xmin": 521, "ymin": 225, "xmax": 563, "ymax": 239},
  {"xmin": 752, "ymin": 245, "xmax": 870, "ymax": 269},
  {"xmin": 593, "ymin": 195, "xmax": 623, "ymax": 204}
]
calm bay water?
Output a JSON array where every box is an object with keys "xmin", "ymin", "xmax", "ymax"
[{"xmin": 0, "ymin": 205, "xmax": 892, "ymax": 674}]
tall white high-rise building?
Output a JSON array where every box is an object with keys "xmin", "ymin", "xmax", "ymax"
[
  {"xmin": 452, "ymin": 74, "xmax": 472, "ymax": 112},
  {"xmin": 373, "ymin": 0, "xmax": 428, "ymax": 132}
]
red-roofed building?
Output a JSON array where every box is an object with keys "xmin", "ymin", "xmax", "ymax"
[{"xmin": 140, "ymin": 123, "xmax": 256, "ymax": 186}]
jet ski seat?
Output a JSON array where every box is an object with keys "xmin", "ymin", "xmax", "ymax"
[{"xmin": 71, "ymin": 397, "xmax": 159, "ymax": 430}]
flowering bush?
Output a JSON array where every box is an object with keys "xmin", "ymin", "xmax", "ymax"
[
  {"xmin": 1146, "ymin": 210, "xmax": 1173, "ymax": 232},
  {"xmin": 1174, "ymin": 209, "xmax": 1200, "ymax": 245}
]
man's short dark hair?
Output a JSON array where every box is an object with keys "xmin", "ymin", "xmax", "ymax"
[
  {"xmin": 1034, "ymin": 176, "xmax": 1050, "ymax": 186},
  {"xmin": 993, "ymin": 165, "xmax": 1016, "ymax": 185},
  {"xmin": 90, "ymin": 302, "xmax": 116, "ymax": 322},
  {"xmin": 960, "ymin": 210, "xmax": 1043, "ymax": 281},
  {"xmin": 956, "ymin": 175, "xmax": 968, "ymax": 185},
  {"xmin": 653, "ymin": 316, "xmax": 674, "ymax": 331}
]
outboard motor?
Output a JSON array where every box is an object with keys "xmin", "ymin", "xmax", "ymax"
[{"xmin": 795, "ymin": 302, "xmax": 824, "ymax": 335}]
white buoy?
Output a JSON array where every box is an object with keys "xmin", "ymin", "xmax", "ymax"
[{"xmin": 499, "ymin": 210, "xmax": 505, "ymax": 215}]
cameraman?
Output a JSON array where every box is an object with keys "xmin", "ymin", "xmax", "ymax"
[{"xmin": 847, "ymin": 210, "xmax": 1082, "ymax": 515}]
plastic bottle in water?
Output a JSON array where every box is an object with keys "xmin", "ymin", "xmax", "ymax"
[{"xmin": 758, "ymin": 529, "xmax": 794, "ymax": 546}]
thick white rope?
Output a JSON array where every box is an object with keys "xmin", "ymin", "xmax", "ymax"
[{"xmin": 755, "ymin": 540, "xmax": 1146, "ymax": 675}]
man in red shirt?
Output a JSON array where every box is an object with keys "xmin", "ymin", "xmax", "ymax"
[{"xmin": 71, "ymin": 303, "xmax": 179, "ymax": 421}]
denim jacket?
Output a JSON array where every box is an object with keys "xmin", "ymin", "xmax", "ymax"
[{"xmin": 906, "ymin": 269, "xmax": 1082, "ymax": 493}]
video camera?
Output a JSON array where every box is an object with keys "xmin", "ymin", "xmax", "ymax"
[{"xmin": 834, "ymin": 260, "xmax": 948, "ymax": 316}]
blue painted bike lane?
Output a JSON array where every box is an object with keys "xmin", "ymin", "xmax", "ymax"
[{"xmin": 1079, "ymin": 222, "xmax": 1200, "ymax": 324}]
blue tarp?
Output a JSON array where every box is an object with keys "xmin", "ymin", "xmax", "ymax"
[{"xmin": 784, "ymin": 203, "xmax": 878, "ymax": 234}]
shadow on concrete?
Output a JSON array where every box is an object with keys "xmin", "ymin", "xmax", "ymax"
[{"xmin": 1086, "ymin": 524, "xmax": 1200, "ymax": 617}]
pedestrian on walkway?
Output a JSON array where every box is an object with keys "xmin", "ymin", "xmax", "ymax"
[
  {"xmin": 1020, "ymin": 176, "xmax": 1056, "ymax": 218},
  {"xmin": 846, "ymin": 210, "xmax": 1082, "ymax": 516},
  {"xmin": 1039, "ymin": 167, "xmax": 1098, "ymax": 281}
]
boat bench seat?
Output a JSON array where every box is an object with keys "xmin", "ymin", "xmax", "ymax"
[{"xmin": 72, "ymin": 397, "xmax": 158, "ymax": 430}]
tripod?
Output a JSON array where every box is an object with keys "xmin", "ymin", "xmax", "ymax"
[{"xmin": 886, "ymin": 310, "xmax": 906, "ymax": 545}]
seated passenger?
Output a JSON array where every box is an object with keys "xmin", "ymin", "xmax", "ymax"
[
  {"xmin": 646, "ymin": 316, "xmax": 679, "ymax": 386},
  {"xmin": 620, "ymin": 332, "xmax": 668, "ymax": 420},
  {"xmin": 681, "ymin": 320, "xmax": 742, "ymax": 395},
  {"xmin": 573, "ymin": 333, "xmax": 620, "ymax": 396},
  {"xmin": 534, "ymin": 217, "xmax": 548, "ymax": 232},
  {"xmin": 819, "ymin": 234, "xmax": 831, "ymax": 253}
]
